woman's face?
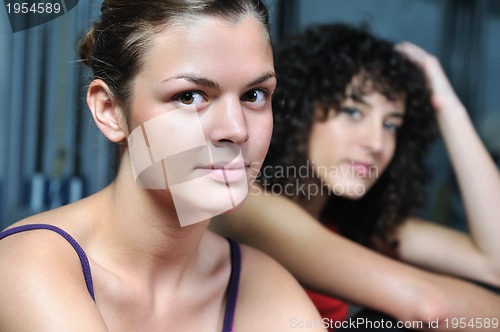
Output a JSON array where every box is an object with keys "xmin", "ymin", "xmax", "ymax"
[
  {"xmin": 126, "ymin": 15, "xmax": 275, "ymax": 225},
  {"xmin": 308, "ymin": 89, "xmax": 405, "ymax": 200}
]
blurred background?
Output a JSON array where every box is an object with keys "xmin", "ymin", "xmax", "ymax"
[{"xmin": 1, "ymin": 0, "xmax": 499, "ymax": 230}]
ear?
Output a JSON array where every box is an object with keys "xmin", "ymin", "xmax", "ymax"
[{"xmin": 87, "ymin": 79, "xmax": 127, "ymax": 143}]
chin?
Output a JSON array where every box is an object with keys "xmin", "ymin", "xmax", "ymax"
[
  {"xmin": 220, "ymin": 198, "xmax": 247, "ymax": 215},
  {"xmin": 327, "ymin": 179, "xmax": 373, "ymax": 200},
  {"xmin": 338, "ymin": 192, "xmax": 366, "ymax": 201}
]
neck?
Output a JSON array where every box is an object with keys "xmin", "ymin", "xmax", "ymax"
[{"xmin": 90, "ymin": 154, "xmax": 209, "ymax": 280}]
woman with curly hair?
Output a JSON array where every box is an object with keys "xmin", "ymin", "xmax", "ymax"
[{"xmin": 212, "ymin": 23, "xmax": 500, "ymax": 330}]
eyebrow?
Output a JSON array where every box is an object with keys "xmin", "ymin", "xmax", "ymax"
[
  {"xmin": 388, "ymin": 112, "xmax": 405, "ymax": 119},
  {"xmin": 246, "ymin": 72, "xmax": 276, "ymax": 88},
  {"xmin": 162, "ymin": 72, "xmax": 276, "ymax": 89},
  {"xmin": 163, "ymin": 75, "xmax": 219, "ymax": 88}
]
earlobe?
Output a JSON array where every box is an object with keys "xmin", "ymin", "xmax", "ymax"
[{"xmin": 87, "ymin": 79, "xmax": 127, "ymax": 143}]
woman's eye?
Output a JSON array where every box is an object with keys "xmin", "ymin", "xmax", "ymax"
[
  {"xmin": 383, "ymin": 122, "xmax": 400, "ymax": 134},
  {"xmin": 341, "ymin": 107, "xmax": 361, "ymax": 119},
  {"xmin": 242, "ymin": 89, "xmax": 266, "ymax": 103},
  {"xmin": 175, "ymin": 91, "xmax": 204, "ymax": 105}
]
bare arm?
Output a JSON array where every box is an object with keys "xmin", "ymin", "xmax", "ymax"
[
  {"xmin": 0, "ymin": 230, "xmax": 108, "ymax": 332},
  {"xmin": 236, "ymin": 243, "xmax": 326, "ymax": 331},
  {"xmin": 211, "ymin": 189, "xmax": 500, "ymax": 331},
  {"xmin": 397, "ymin": 217, "xmax": 500, "ymax": 287},
  {"xmin": 395, "ymin": 42, "xmax": 500, "ymax": 284}
]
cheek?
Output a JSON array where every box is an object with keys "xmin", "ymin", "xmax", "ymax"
[
  {"xmin": 244, "ymin": 111, "xmax": 273, "ymax": 166},
  {"xmin": 308, "ymin": 123, "xmax": 342, "ymax": 165},
  {"xmin": 127, "ymin": 97, "xmax": 161, "ymax": 133},
  {"xmin": 380, "ymin": 139, "xmax": 397, "ymax": 170},
  {"xmin": 244, "ymin": 113, "xmax": 272, "ymax": 180}
]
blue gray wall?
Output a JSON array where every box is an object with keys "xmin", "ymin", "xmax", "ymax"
[{"xmin": 1, "ymin": 0, "xmax": 499, "ymax": 229}]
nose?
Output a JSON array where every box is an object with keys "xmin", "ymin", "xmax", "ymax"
[
  {"xmin": 361, "ymin": 120, "xmax": 384, "ymax": 153},
  {"xmin": 208, "ymin": 97, "xmax": 249, "ymax": 146}
]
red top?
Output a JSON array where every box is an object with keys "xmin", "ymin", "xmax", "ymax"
[{"xmin": 306, "ymin": 289, "xmax": 348, "ymax": 331}]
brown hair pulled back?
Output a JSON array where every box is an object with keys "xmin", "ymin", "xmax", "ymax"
[{"xmin": 78, "ymin": 0, "xmax": 270, "ymax": 110}]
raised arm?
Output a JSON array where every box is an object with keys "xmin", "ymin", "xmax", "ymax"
[
  {"xmin": 394, "ymin": 42, "xmax": 500, "ymax": 285},
  {"xmin": 211, "ymin": 188, "xmax": 500, "ymax": 331}
]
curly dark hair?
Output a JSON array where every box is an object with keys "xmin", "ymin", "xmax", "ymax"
[{"xmin": 259, "ymin": 23, "xmax": 437, "ymax": 248}]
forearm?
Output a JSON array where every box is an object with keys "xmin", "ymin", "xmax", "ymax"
[
  {"xmin": 301, "ymin": 233, "xmax": 500, "ymax": 331},
  {"xmin": 417, "ymin": 272, "xmax": 500, "ymax": 332},
  {"xmin": 271, "ymin": 229, "xmax": 500, "ymax": 332},
  {"xmin": 213, "ymin": 204, "xmax": 500, "ymax": 331}
]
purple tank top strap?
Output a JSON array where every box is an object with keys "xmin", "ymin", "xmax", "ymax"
[
  {"xmin": 221, "ymin": 238, "xmax": 241, "ymax": 332},
  {"xmin": 0, "ymin": 223, "xmax": 95, "ymax": 301}
]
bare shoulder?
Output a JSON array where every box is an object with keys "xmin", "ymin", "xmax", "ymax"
[
  {"xmin": 234, "ymin": 243, "xmax": 326, "ymax": 331},
  {"xmin": 0, "ymin": 214, "xmax": 107, "ymax": 331}
]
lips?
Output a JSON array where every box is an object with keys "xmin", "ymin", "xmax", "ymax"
[
  {"xmin": 348, "ymin": 161, "xmax": 374, "ymax": 178},
  {"xmin": 207, "ymin": 167, "xmax": 247, "ymax": 182},
  {"xmin": 198, "ymin": 160, "xmax": 249, "ymax": 183}
]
